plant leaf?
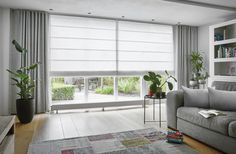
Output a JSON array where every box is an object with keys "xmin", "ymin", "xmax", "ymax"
[
  {"xmin": 16, "ymin": 69, "xmax": 23, "ymax": 74},
  {"xmin": 28, "ymin": 63, "xmax": 38, "ymax": 70},
  {"xmin": 148, "ymin": 72, "xmax": 156, "ymax": 79},
  {"xmin": 154, "ymin": 78, "xmax": 160, "ymax": 86},
  {"xmin": 150, "ymin": 83, "xmax": 157, "ymax": 93},
  {"xmin": 143, "ymin": 75, "xmax": 150, "ymax": 81},
  {"xmin": 167, "ymin": 82, "xmax": 173, "ymax": 90},
  {"xmin": 6, "ymin": 69, "xmax": 18, "ymax": 76},
  {"xmin": 11, "ymin": 78, "xmax": 19, "ymax": 83},
  {"xmin": 165, "ymin": 70, "xmax": 169, "ymax": 76},
  {"xmin": 170, "ymin": 76, "xmax": 177, "ymax": 82},
  {"xmin": 12, "ymin": 40, "xmax": 24, "ymax": 52},
  {"xmin": 156, "ymin": 74, "xmax": 162, "ymax": 78}
]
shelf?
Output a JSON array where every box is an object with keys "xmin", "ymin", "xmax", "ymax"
[
  {"xmin": 214, "ymin": 38, "xmax": 236, "ymax": 46},
  {"xmin": 213, "ymin": 57, "xmax": 236, "ymax": 62}
]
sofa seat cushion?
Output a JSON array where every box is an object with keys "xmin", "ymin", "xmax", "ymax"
[
  {"xmin": 177, "ymin": 107, "xmax": 236, "ymax": 135},
  {"xmin": 229, "ymin": 121, "xmax": 236, "ymax": 138}
]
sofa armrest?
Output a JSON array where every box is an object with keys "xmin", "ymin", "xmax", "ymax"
[{"xmin": 166, "ymin": 90, "xmax": 184, "ymax": 129}]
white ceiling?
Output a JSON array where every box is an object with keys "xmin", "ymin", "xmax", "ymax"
[{"xmin": 0, "ymin": 0, "xmax": 235, "ymax": 26}]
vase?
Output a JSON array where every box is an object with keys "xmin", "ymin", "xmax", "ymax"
[{"xmin": 16, "ymin": 98, "xmax": 35, "ymax": 123}]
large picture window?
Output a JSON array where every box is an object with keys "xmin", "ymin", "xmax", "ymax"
[{"xmin": 49, "ymin": 15, "xmax": 174, "ymax": 104}]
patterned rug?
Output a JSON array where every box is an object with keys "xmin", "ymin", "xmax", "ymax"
[{"xmin": 28, "ymin": 128, "xmax": 199, "ymax": 154}]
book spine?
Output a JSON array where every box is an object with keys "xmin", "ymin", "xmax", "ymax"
[{"xmin": 167, "ymin": 138, "xmax": 183, "ymax": 144}]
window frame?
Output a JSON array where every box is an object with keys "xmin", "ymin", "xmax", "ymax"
[{"xmin": 48, "ymin": 14, "xmax": 175, "ymax": 108}]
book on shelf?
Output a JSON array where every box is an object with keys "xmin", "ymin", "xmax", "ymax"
[
  {"xmin": 216, "ymin": 46, "xmax": 236, "ymax": 59},
  {"xmin": 198, "ymin": 110, "xmax": 224, "ymax": 119}
]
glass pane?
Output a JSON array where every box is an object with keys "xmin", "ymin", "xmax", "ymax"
[
  {"xmin": 51, "ymin": 77, "xmax": 85, "ymax": 104},
  {"xmin": 88, "ymin": 77, "xmax": 114, "ymax": 102},
  {"xmin": 118, "ymin": 77, "xmax": 140, "ymax": 100}
]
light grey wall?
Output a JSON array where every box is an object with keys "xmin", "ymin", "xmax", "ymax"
[
  {"xmin": 0, "ymin": 8, "xmax": 11, "ymax": 115},
  {"xmin": 198, "ymin": 25, "xmax": 210, "ymax": 72}
]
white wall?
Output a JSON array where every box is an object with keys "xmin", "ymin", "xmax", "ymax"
[{"xmin": 0, "ymin": 8, "xmax": 11, "ymax": 115}]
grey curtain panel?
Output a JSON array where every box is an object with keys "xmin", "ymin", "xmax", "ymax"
[
  {"xmin": 10, "ymin": 9, "xmax": 49, "ymax": 113},
  {"xmin": 174, "ymin": 25, "xmax": 198, "ymax": 89}
]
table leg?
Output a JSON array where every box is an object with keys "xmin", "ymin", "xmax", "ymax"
[
  {"xmin": 144, "ymin": 98, "xmax": 146, "ymax": 124},
  {"xmin": 153, "ymin": 99, "xmax": 155, "ymax": 120},
  {"xmin": 159, "ymin": 98, "xmax": 161, "ymax": 127}
]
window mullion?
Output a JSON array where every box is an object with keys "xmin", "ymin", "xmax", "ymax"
[
  {"xmin": 114, "ymin": 77, "xmax": 118, "ymax": 100},
  {"xmin": 84, "ymin": 77, "xmax": 88, "ymax": 102}
]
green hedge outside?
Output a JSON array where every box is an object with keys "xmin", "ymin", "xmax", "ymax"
[
  {"xmin": 95, "ymin": 86, "xmax": 113, "ymax": 95},
  {"xmin": 52, "ymin": 83, "xmax": 75, "ymax": 100}
]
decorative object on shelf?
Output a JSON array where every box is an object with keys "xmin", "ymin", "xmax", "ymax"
[
  {"xmin": 143, "ymin": 70, "xmax": 177, "ymax": 98},
  {"xmin": 7, "ymin": 40, "xmax": 38, "ymax": 124},
  {"xmin": 190, "ymin": 51, "xmax": 209, "ymax": 88},
  {"xmin": 214, "ymin": 33, "xmax": 224, "ymax": 41}
]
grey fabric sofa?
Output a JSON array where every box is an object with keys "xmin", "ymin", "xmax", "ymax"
[{"xmin": 167, "ymin": 81, "xmax": 236, "ymax": 154}]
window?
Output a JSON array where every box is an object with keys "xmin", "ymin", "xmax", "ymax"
[
  {"xmin": 88, "ymin": 77, "xmax": 114, "ymax": 102},
  {"xmin": 51, "ymin": 77, "xmax": 85, "ymax": 103},
  {"xmin": 118, "ymin": 77, "xmax": 141, "ymax": 100},
  {"xmin": 49, "ymin": 15, "xmax": 174, "ymax": 104}
]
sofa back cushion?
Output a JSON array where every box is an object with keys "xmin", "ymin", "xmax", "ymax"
[
  {"xmin": 208, "ymin": 87, "xmax": 236, "ymax": 111},
  {"xmin": 182, "ymin": 86, "xmax": 209, "ymax": 108},
  {"xmin": 212, "ymin": 81, "xmax": 236, "ymax": 91}
]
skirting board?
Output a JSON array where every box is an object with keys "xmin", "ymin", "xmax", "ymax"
[{"xmin": 51, "ymin": 100, "xmax": 143, "ymax": 111}]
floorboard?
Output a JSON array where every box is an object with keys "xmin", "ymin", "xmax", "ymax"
[{"xmin": 15, "ymin": 105, "xmax": 222, "ymax": 154}]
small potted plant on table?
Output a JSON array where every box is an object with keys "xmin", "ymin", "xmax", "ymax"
[
  {"xmin": 143, "ymin": 70, "xmax": 177, "ymax": 98},
  {"xmin": 7, "ymin": 40, "xmax": 38, "ymax": 123}
]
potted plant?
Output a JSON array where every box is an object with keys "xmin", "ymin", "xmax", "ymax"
[
  {"xmin": 143, "ymin": 70, "xmax": 177, "ymax": 98},
  {"xmin": 7, "ymin": 40, "xmax": 38, "ymax": 123},
  {"xmin": 198, "ymin": 72, "xmax": 209, "ymax": 84},
  {"xmin": 190, "ymin": 51, "xmax": 203, "ymax": 81},
  {"xmin": 190, "ymin": 51, "xmax": 209, "ymax": 86}
]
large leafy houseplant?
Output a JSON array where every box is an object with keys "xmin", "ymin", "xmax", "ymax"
[
  {"xmin": 190, "ymin": 51, "xmax": 209, "ymax": 86},
  {"xmin": 7, "ymin": 40, "xmax": 38, "ymax": 123},
  {"xmin": 143, "ymin": 71, "xmax": 177, "ymax": 98},
  {"xmin": 190, "ymin": 51, "xmax": 204, "ymax": 80}
]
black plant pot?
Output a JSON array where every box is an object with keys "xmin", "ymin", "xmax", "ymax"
[
  {"xmin": 155, "ymin": 92, "xmax": 166, "ymax": 99},
  {"xmin": 16, "ymin": 98, "xmax": 35, "ymax": 124}
]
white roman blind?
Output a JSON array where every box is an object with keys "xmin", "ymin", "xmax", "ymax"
[
  {"xmin": 118, "ymin": 21, "xmax": 173, "ymax": 72},
  {"xmin": 50, "ymin": 15, "xmax": 116, "ymax": 75},
  {"xmin": 50, "ymin": 15, "xmax": 174, "ymax": 76}
]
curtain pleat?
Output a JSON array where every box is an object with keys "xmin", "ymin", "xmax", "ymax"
[
  {"xmin": 10, "ymin": 9, "xmax": 49, "ymax": 113},
  {"xmin": 175, "ymin": 25, "xmax": 198, "ymax": 89}
]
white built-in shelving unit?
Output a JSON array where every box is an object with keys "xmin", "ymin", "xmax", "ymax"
[{"xmin": 209, "ymin": 19, "xmax": 236, "ymax": 85}]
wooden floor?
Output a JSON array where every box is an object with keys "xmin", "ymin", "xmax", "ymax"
[{"xmin": 15, "ymin": 105, "xmax": 222, "ymax": 154}]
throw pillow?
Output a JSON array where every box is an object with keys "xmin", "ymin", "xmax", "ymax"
[
  {"xmin": 208, "ymin": 87, "xmax": 236, "ymax": 111},
  {"xmin": 182, "ymin": 86, "xmax": 209, "ymax": 108}
]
